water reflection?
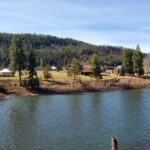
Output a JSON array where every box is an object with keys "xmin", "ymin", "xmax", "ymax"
[
  {"xmin": 8, "ymin": 97, "xmax": 39, "ymax": 150},
  {"xmin": 0, "ymin": 89, "xmax": 150, "ymax": 150}
]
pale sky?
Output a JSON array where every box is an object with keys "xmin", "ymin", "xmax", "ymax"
[{"xmin": 0, "ymin": 0, "xmax": 150, "ymax": 52}]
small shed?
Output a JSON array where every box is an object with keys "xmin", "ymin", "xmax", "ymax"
[
  {"xmin": 81, "ymin": 64, "xmax": 92, "ymax": 76},
  {"xmin": 0, "ymin": 68, "xmax": 13, "ymax": 77},
  {"xmin": 51, "ymin": 66, "xmax": 57, "ymax": 71},
  {"xmin": 105, "ymin": 69, "xmax": 113, "ymax": 74}
]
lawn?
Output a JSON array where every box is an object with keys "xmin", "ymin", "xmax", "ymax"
[{"xmin": 0, "ymin": 70, "xmax": 127, "ymax": 81}]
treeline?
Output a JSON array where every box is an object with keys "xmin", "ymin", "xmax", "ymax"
[
  {"xmin": 0, "ymin": 33, "xmax": 134, "ymax": 68},
  {"xmin": 122, "ymin": 45, "xmax": 144, "ymax": 77},
  {"xmin": 9, "ymin": 36, "xmax": 39, "ymax": 87}
]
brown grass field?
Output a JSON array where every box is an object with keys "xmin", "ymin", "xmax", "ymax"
[
  {"xmin": 0, "ymin": 70, "xmax": 150, "ymax": 98},
  {"xmin": 0, "ymin": 70, "xmax": 128, "ymax": 81}
]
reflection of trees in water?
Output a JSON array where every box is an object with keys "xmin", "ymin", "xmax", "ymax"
[
  {"xmin": 68, "ymin": 93, "xmax": 103, "ymax": 135},
  {"xmin": 8, "ymin": 97, "xmax": 39, "ymax": 150},
  {"xmin": 68, "ymin": 93, "xmax": 102, "ymax": 124},
  {"xmin": 89, "ymin": 93, "xmax": 103, "ymax": 129},
  {"xmin": 90, "ymin": 92, "xmax": 101, "ymax": 109},
  {"xmin": 120, "ymin": 89, "xmax": 143, "ymax": 117},
  {"xmin": 26, "ymin": 96, "xmax": 39, "ymax": 113},
  {"xmin": 116, "ymin": 89, "xmax": 144, "ymax": 144},
  {"xmin": 68, "ymin": 94, "xmax": 81, "ymax": 128}
]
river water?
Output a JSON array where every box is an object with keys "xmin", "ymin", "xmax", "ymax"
[{"xmin": 0, "ymin": 89, "xmax": 150, "ymax": 150}]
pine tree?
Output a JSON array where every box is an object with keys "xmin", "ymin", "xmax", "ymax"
[
  {"xmin": 120, "ymin": 65, "xmax": 125, "ymax": 76},
  {"xmin": 122, "ymin": 49, "xmax": 133, "ymax": 75},
  {"xmin": 133, "ymin": 45, "xmax": 144, "ymax": 77},
  {"xmin": 28, "ymin": 50, "xmax": 39, "ymax": 87},
  {"xmin": 90, "ymin": 53, "xmax": 102, "ymax": 79},
  {"xmin": 70, "ymin": 58, "xmax": 83, "ymax": 84},
  {"xmin": 9, "ymin": 36, "xmax": 26, "ymax": 86},
  {"xmin": 9, "ymin": 36, "xmax": 18, "ymax": 75},
  {"xmin": 143, "ymin": 56, "xmax": 150, "ymax": 77}
]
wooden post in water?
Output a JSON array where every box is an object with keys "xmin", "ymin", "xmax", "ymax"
[{"xmin": 111, "ymin": 137, "xmax": 118, "ymax": 150}]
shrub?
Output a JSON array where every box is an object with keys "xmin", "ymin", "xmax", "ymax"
[
  {"xmin": 43, "ymin": 66, "xmax": 53, "ymax": 80},
  {"xmin": 28, "ymin": 77, "xmax": 39, "ymax": 87}
]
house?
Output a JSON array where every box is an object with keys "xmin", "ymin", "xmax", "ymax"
[
  {"xmin": 113, "ymin": 65, "xmax": 122, "ymax": 75},
  {"xmin": 81, "ymin": 64, "xmax": 92, "ymax": 76},
  {"xmin": 144, "ymin": 69, "xmax": 150, "ymax": 74},
  {"xmin": 0, "ymin": 68, "xmax": 13, "ymax": 77},
  {"xmin": 105, "ymin": 69, "xmax": 113, "ymax": 74}
]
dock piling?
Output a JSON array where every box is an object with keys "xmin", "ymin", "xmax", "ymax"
[{"xmin": 111, "ymin": 137, "xmax": 118, "ymax": 150}]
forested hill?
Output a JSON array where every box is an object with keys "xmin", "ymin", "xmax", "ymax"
[{"xmin": 0, "ymin": 33, "xmax": 134, "ymax": 68}]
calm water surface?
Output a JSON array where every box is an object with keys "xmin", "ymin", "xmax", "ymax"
[{"xmin": 0, "ymin": 89, "xmax": 150, "ymax": 150}]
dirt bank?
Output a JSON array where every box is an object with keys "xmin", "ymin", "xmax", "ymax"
[{"xmin": 0, "ymin": 78, "xmax": 150, "ymax": 98}]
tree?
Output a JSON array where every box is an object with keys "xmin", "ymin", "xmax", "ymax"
[
  {"xmin": 0, "ymin": 47, "xmax": 9, "ymax": 68},
  {"xmin": 120, "ymin": 65, "xmax": 125, "ymax": 76},
  {"xmin": 133, "ymin": 45, "xmax": 144, "ymax": 77},
  {"xmin": 17, "ymin": 42, "xmax": 26, "ymax": 86},
  {"xmin": 143, "ymin": 55, "xmax": 150, "ymax": 77},
  {"xmin": 9, "ymin": 36, "xmax": 18, "ymax": 75},
  {"xmin": 43, "ymin": 65, "xmax": 53, "ymax": 80},
  {"xmin": 90, "ymin": 54, "xmax": 102, "ymax": 79},
  {"xmin": 70, "ymin": 58, "xmax": 83, "ymax": 84},
  {"xmin": 27, "ymin": 50, "xmax": 39, "ymax": 87},
  {"xmin": 122, "ymin": 49, "xmax": 133, "ymax": 75},
  {"xmin": 9, "ymin": 36, "xmax": 26, "ymax": 86}
]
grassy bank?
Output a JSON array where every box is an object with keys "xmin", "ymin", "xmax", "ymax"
[{"xmin": 0, "ymin": 76, "xmax": 150, "ymax": 98}]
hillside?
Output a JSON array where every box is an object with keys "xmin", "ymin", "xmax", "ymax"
[{"xmin": 0, "ymin": 33, "xmax": 134, "ymax": 68}]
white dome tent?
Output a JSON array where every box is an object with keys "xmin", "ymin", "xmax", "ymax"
[{"xmin": 0, "ymin": 68, "xmax": 13, "ymax": 77}]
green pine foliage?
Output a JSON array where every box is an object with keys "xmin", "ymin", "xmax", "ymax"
[
  {"xmin": 133, "ymin": 45, "xmax": 144, "ymax": 77},
  {"xmin": 70, "ymin": 58, "xmax": 83, "ymax": 84},
  {"xmin": 9, "ymin": 36, "xmax": 18, "ymax": 74},
  {"xmin": 9, "ymin": 36, "xmax": 26, "ymax": 85},
  {"xmin": 0, "ymin": 33, "xmax": 134, "ymax": 68},
  {"xmin": 28, "ymin": 50, "xmax": 39, "ymax": 87},
  {"xmin": 0, "ymin": 33, "xmax": 145, "ymax": 79},
  {"xmin": 122, "ymin": 49, "xmax": 133, "ymax": 75},
  {"xmin": 90, "ymin": 54, "xmax": 102, "ymax": 79}
]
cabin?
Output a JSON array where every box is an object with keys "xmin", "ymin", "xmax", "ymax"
[
  {"xmin": 81, "ymin": 64, "xmax": 92, "ymax": 76},
  {"xmin": 113, "ymin": 65, "xmax": 122, "ymax": 75},
  {"xmin": 0, "ymin": 68, "xmax": 13, "ymax": 77},
  {"xmin": 144, "ymin": 68, "xmax": 150, "ymax": 76}
]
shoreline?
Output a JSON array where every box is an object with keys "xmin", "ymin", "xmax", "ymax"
[{"xmin": 0, "ymin": 78, "xmax": 150, "ymax": 98}]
